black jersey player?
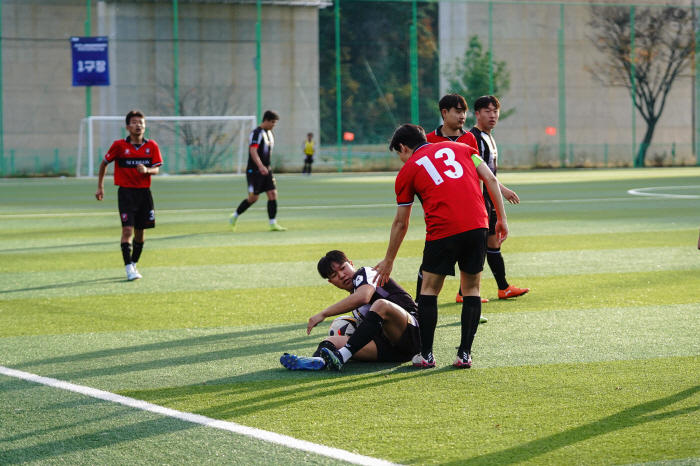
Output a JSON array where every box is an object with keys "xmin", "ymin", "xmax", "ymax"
[{"xmin": 280, "ymin": 250, "xmax": 420, "ymax": 371}]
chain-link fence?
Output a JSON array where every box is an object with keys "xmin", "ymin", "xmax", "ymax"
[{"xmin": 1, "ymin": 0, "xmax": 699, "ymax": 177}]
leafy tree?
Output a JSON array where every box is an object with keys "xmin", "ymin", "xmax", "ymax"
[
  {"xmin": 588, "ymin": 6, "xmax": 695, "ymax": 166},
  {"xmin": 445, "ymin": 35, "xmax": 513, "ymax": 126}
]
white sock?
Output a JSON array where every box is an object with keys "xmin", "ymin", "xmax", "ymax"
[
  {"xmin": 233, "ymin": 212, "xmax": 240, "ymax": 219},
  {"xmin": 269, "ymin": 219, "xmax": 277, "ymax": 225},
  {"xmin": 338, "ymin": 347, "xmax": 352, "ymax": 363}
]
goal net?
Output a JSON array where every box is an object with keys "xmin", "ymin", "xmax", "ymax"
[{"xmin": 76, "ymin": 115, "xmax": 257, "ymax": 177}]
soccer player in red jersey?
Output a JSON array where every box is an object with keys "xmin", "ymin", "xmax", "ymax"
[
  {"xmin": 96, "ymin": 110, "xmax": 162, "ymax": 281},
  {"xmin": 373, "ymin": 124, "xmax": 508, "ymax": 369},
  {"xmin": 421, "ymin": 94, "xmax": 487, "ymax": 305}
]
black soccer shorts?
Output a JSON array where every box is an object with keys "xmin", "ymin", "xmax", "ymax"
[
  {"xmin": 246, "ymin": 170, "xmax": 277, "ymax": 195},
  {"xmin": 421, "ymin": 228, "xmax": 488, "ymax": 276},
  {"xmin": 117, "ymin": 187, "xmax": 155, "ymax": 230}
]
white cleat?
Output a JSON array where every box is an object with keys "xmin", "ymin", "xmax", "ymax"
[{"xmin": 126, "ymin": 263, "xmax": 142, "ymax": 281}]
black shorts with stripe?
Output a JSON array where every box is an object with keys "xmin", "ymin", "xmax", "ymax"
[{"xmin": 117, "ymin": 187, "xmax": 155, "ymax": 230}]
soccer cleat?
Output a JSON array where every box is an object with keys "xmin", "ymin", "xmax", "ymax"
[
  {"xmin": 456, "ymin": 294, "xmax": 489, "ymax": 304},
  {"xmin": 320, "ymin": 347, "xmax": 343, "ymax": 371},
  {"xmin": 280, "ymin": 353, "xmax": 326, "ymax": 371},
  {"xmin": 453, "ymin": 349, "xmax": 473, "ymax": 369},
  {"xmin": 125, "ymin": 263, "xmax": 141, "ymax": 281},
  {"xmin": 229, "ymin": 213, "xmax": 238, "ymax": 232},
  {"xmin": 131, "ymin": 262, "xmax": 141, "ymax": 276},
  {"xmin": 269, "ymin": 222, "xmax": 287, "ymax": 232},
  {"xmin": 479, "ymin": 315, "xmax": 488, "ymax": 324},
  {"xmin": 498, "ymin": 285, "xmax": 530, "ymax": 300},
  {"xmin": 412, "ymin": 352, "xmax": 436, "ymax": 369}
]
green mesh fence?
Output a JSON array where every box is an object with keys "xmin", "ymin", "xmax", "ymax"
[{"xmin": 1, "ymin": 0, "xmax": 700, "ymax": 176}]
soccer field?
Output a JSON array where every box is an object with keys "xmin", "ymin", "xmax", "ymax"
[{"xmin": 1, "ymin": 169, "xmax": 699, "ymax": 465}]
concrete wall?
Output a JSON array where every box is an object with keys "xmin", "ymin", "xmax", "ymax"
[{"xmin": 1, "ymin": 0, "xmax": 322, "ymax": 167}]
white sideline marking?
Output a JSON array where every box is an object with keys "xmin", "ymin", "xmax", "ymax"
[
  {"xmin": 0, "ymin": 366, "xmax": 401, "ymax": 466},
  {"xmin": 627, "ymin": 186, "xmax": 700, "ymax": 199},
  {"xmin": 0, "ymin": 195, "xmax": 686, "ymax": 219}
]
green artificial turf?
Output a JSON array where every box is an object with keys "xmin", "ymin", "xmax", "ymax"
[{"xmin": 2, "ymin": 169, "xmax": 700, "ymax": 465}]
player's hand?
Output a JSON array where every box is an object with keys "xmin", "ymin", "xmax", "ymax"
[
  {"xmin": 372, "ymin": 259, "xmax": 393, "ymax": 287},
  {"xmin": 95, "ymin": 188, "xmax": 104, "ymax": 201},
  {"xmin": 136, "ymin": 164, "xmax": 148, "ymax": 174},
  {"xmin": 259, "ymin": 166, "xmax": 269, "ymax": 176},
  {"xmin": 495, "ymin": 220, "xmax": 509, "ymax": 245},
  {"xmin": 502, "ymin": 187, "xmax": 520, "ymax": 204},
  {"xmin": 307, "ymin": 313, "xmax": 325, "ymax": 335}
]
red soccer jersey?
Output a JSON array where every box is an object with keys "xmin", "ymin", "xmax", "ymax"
[
  {"xmin": 426, "ymin": 126, "xmax": 478, "ymax": 150},
  {"xmin": 104, "ymin": 138, "xmax": 163, "ymax": 188},
  {"xmin": 395, "ymin": 141, "xmax": 488, "ymax": 241}
]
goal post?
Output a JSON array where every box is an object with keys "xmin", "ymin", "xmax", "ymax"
[{"xmin": 77, "ymin": 115, "xmax": 257, "ymax": 177}]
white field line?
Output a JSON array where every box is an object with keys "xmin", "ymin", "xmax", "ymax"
[
  {"xmin": 0, "ymin": 195, "xmax": 687, "ymax": 219},
  {"xmin": 0, "ymin": 366, "xmax": 401, "ymax": 466},
  {"xmin": 627, "ymin": 186, "xmax": 700, "ymax": 199}
]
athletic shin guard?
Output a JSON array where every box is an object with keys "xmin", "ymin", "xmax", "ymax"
[
  {"xmin": 487, "ymin": 247, "xmax": 509, "ymax": 290},
  {"xmin": 267, "ymin": 200, "xmax": 277, "ymax": 220},
  {"xmin": 344, "ymin": 311, "xmax": 383, "ymax": 356},
  {"xmin": 131, "ymin": 241, "xmax": 144, "ymax": 264},
  {"xmin": 121, "ymin": 242, "xmax": 132, "ymax": 266}
]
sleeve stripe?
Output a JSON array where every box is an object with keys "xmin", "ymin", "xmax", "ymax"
[
  {"xmin": 152, "ymin": 162, "xmax": 163, "ymax": 167},
  {"xmin": 397, "ymin": 201, "xmax": 414, "ymax": 206}
]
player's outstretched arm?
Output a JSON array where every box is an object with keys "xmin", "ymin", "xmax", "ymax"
[
  {"xmin": 478, "ymin": 164, "xmax": 508, "ymax": 244},
  {"xmin": 307, "ymin": 286, "xmax": 373, "ymax": 335},
  {"xmin": 95, "ymin": 160, "xmax": 109, "ymax": 201},
  {"xmin": 374, "ymin": 205, "xmax": 412, "ymax": 287},
  {"xmin": 499, "ymin": 182, "xmax": 520, "ymax": 204}
]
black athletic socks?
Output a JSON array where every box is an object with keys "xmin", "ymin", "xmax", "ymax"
[
  {"xmin": 344, "ymin": 310, "xmax": 383, "ymax": 356},
  {"xmin": 459, "ymin": 296, "xmax": 482, "ymax": 354},
  {"xmin": 312, "ymin": 340, "xmax": 337, "ymax": 358},
  {"xmin": 121, "ymin": 242, "xmax": 132, "ymax": 266},
  {"xmin": 267, "ymin": 200, "xmax": 277, "ymax": 220},
  {"xmin": 487, "ymin": 247, "xmax": 509, "ymax": 290},
  {"xmin": 417, "ymin": 294, "xmax": 438, "ymax": 359},
  {"xmin": 131, "ymin": 241, "xmax": 144, "ymax": 264},
  {"xmin": 236, "ymin": 199, "xmax": 252, "ymax": 216}
]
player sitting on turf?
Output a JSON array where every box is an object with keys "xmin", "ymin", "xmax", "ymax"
[{"xmin": 280, "ymin": 250, "xmax": 420, "ymax": 371}]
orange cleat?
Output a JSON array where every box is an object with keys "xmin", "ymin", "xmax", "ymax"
[
  {"xmin": 498, "ymin": 285, "xmax": 530, "ymax": 299},
  {"xmin": 456, "ymin": 294, "xmax": 489, "ymax": 304}
]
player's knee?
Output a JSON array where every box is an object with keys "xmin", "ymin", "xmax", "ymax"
[{"xmin": 368, "ymin": 301, "xmax": 391, "ymax": 319}]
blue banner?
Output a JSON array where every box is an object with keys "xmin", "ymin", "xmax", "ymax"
[{"xmin": 71, "ymin": 36, "xmax": 110, "ymax": 87}]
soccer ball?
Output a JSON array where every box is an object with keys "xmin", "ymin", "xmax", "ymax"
[{"xmin": 328, "ymin": 316, "xmax": 358, "ymax": 337}]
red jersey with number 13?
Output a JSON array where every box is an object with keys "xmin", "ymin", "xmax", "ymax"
[
  {"xmin": 395, "ymin": 141, "xmax": 488, "ymax": 241},
  {"xmin": 104, "ymin": 138, "xmax": 163, "ymax": 188}
]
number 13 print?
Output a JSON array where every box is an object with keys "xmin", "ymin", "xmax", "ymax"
[{"xmin": 415, "ymin": 148, "xmax": 464, "ymax": 185}]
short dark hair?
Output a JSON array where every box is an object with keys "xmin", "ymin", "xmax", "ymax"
[
  {"xmin": 318, "ymin": 250, "xmax": 349, "ymax": 279},
  {"xmin": 263, "ymin": 110, "xmax": 280, "ymax": 122},
  {"xmin": 389, "ymin": 124, "xmax": 427, "ymax": 152},
  {"xmin": 474, "ymin": 95, "xmax": 501, "ymax": 112},
  {"xmin": 126, "ymin": 110, "xmax": 145, "ymax": 126},
  {"xmin": 439, "ymin": 94, "xmax": 468, "ymax": 113}
]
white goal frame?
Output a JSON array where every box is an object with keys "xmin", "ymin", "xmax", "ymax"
[{"xmin": 77, "ymin": 115, "xmax": 257, "ymax": 177}]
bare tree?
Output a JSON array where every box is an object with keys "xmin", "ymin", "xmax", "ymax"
[
  {"xmin": 588, "ymin": 6, "xmax": 695, "ymax": 166},
  {"xmin": 156, "ymin": 81, "xmax": 243, "ymax": 172}
]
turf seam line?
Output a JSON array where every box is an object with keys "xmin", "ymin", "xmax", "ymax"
[{"xmin": 0, "ymin": 366, "xmax": 401, "ymax": 466}]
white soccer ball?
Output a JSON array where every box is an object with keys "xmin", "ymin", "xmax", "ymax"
[{"xmin": 328, "ymin": 316, "xmax": 358, "ymax": 337}]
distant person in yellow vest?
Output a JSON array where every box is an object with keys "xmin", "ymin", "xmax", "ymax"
[{"xmin": 302, "ymin": 132, "xmax": 315, "ymax": 175}]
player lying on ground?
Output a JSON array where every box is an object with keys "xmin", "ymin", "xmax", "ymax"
[{"xmin": 280, "ymin": 250, "xmax": 420, "ymax": 371}]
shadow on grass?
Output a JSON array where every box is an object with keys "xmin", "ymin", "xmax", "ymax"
[
  {"xmin": 0, "ymin": 240, "xmax": 116, "ymax": 254},
  {"xmin": 443, "ymin": 383, "xmax": 700, "ymax": 466},
  {"xmin": 3, "ymin": 324, "xmax": 321, "ymax": 387},
  {"xmin": 124, "ymin": 364, "xmax": 447, "ymax": 420},
  {"xmin": 0, "ymin": 276, "xmax": 124, "ymax": 294}
]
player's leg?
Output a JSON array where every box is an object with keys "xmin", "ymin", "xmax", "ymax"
[
  {"xmin": 230, "ymin": 174, "xmax": 260, "ymax": 230},
  {"xmin": 454, "ymin": 228, "xmax": 488, "ymax": 368},
  {"xmin": 117, "ymin": 187, "xmax": 140, "ymax": 281},
  {"xmin": 307, "ymin": 156, "xmax": 313, "ymax": 175},
  {"xmin": 414, "ymin": 270, "xmax": 446, "ymax": 367},
  {"xmin": 265, "ymin": 180, "xmax": 287, "ymax": 231},
  {"xmin": 130, "ymin": 189, "xmax": 155, "ymax": 277},
  {"xmin": 322, "ymin": 299, "xmax": 404, "ymax": 370}
]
